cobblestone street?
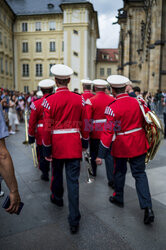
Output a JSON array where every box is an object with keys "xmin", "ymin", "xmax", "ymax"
[{"xmin": 0, "ymin": 124, "xmax": 166, "ymax": 249}]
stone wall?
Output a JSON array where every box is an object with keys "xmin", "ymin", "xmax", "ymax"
[{"xmin": 117, "ymin": 0, "xmax": 166, "ymax": 93}]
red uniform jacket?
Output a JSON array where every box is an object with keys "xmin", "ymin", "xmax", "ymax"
[
  {"xmin": 42, "ymin": 87, "xmax": 89, "ymax": 159},
  {"xmin": 86, "ymin": 92, "xmax": 115, "ymax": 139},
  {"xmin": 28, "ymin": 94, "xmax": 49, "ymax": 145},
  {"xmin": 82, "ymin": 90, "xmax": 94, "ymax": 101},
  {"xmin": 100, "ymin": 93, "xmax": 149, "ymax": 158}
]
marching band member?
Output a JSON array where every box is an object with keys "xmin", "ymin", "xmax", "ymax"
[
  {"xmin": 28, "ymin": 79, "xmax": 55, "ymax": 181},
  {"xmin": 81, "ymin": 79, "xmax": 94, "ymax": 101},
  {"xmin": 86, "ymin": 79, "xmax": 115, "ymax": 188},
  {"xmin": 96, "ymin": 75, "xmax": 154, "ymax": 225},
  {"xmin": 36, "ymin": 90, "xmax": 43, "ymax": 99},
  {"xmin": 42, "ymin": 64, "xmax": 89, "ymax": 234}
]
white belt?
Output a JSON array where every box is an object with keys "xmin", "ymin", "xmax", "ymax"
[
  {"xmin": 117, "ymin": 127, "xmax": 142, "ymax": 135},
  {"xmin": 93, "ymin": 119, "xmax": 106, "ymax": 124},
  {"xmin": 52, "ymin": 128, "xmax": 80, "ymax": 135},
  {"xmin": 37, "ymin": 124, "xmax": 43, "ymax": 128}
]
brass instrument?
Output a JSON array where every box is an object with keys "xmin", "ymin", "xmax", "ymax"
[
  {"xmin": 83, "ymin": 151, "xmax": 94, "ymax": 183},
  {"xmin": 22, "ymin": 110, "xmax": 29, "ymax": 145},
  {"xmin": 144, "ymin": 111, "xmax": 164, "ymax": 163},
  {"xmin": 23, "ymin": 109, "xmax": 38, "ymax": 168},
  {"xmin": 138, "ymin": 99, "xmax": 164, "ymax": 164},
  {"xmin": 31, "ymin": 143, "xmax": 38, "ymax": 168}
]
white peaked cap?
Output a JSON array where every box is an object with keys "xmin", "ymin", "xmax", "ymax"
[
  {"xmin": 107, "ymin": 75, "xmax": 130, "ymax": 88},
  {"xmin": 92, "ymin": 79, "xmax": 108, "ymax": 88},
  {"xmin": 51, "ymin": 64, "xmax": 73, "ymax": 79},
  {"xmin": 36, "ymin": 90, "xmax": 43, "ymax": 98},
  {"xmin": 38, "ymin": 79, "xmax": 55, "ymax": 89},
  {"xmin": 81, "ymin": 79, "xmax": 93, "ymax": 85}
]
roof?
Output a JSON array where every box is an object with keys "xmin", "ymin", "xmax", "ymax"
[
  {"xmin": 5, "ymin": 0, "xmax": 88, "ymax": 16},
  {"xmin": 97, "ymin": 49, "xmax": 119, "ymax": 62},
  {"xmin": 124, "ymin": 0, "xmax": 144, "ymax": 2}
]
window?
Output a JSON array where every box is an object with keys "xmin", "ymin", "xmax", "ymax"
[
  {"xmin": 22, "ymin": 64, "xmax": 29, "ymax": 77},
  {"xmin": 49, "ymin": 64, "xmax": 54, "ymax": 76},
  {"xmin": 73, "ymin": 30, "xmax": 78, "ymax": 35},
  {"xmin": 100, "ymin": 68, "xmax": 104, "ymax": 76},
  {"xmin": 4, "ymin": 15, "xmax": 6, "ymax": 24},
  {"xmin": 36, "ymin": 64, "xmax": 42, "ymax": 77},
  {"xmin": 62, "ymin": 41, "xmax": 64, "ymax": 52},
  {"xmin": 107, "ymin": 68, "xmax": 111, "ymax": 76},
  {"xmin": 4, "ymin": 36, "xmax": 7, "ymax": 48},
  {"xmin": 22, "ymin": 42, "xmax": 28, "ymax": 53},
  {"xmin": 73, "ymin": 51, "xmax": 78, "ymax": 56},
  {"xmin": 49, "ymin": 21, "xmax": 56, "ymax": 30},
  {"xmin": 24, "ymin": 86, "xmax": 29, "ymax": 93},
  {"xmin": 0, "ymin": 58, "xmax": 3, "ymax": 73},
  {"xmin": 35, "ymin": 22, "xmax": 41, "ymax": 31},
  {"xmin": 50, "ymin": 41, "xmax": 56, "ymax": 52},
  {"xmin": 9, "ymin": 62, "xmax": 12, "ymax": 76},
  {"xmin": 10, "ymin": 40, "xmax": 12, "ymax": 51},
  {"xmin": 0, "ymin": 32, "xmax": 2, "ymax": 44},
  {"xmin": 5, "ymin": 60, "xmax": 8, "ymax": 75},
  {"xmin": 8, "ymin": 19, "xmax": 10, "ymax": 28},
  {"xmin": 36, "ymin": 42, "xmax": 42, "ymax": 52},
  {"xmin": 22, "ymin": 23, "xmax": 28, "ymax": 32}
]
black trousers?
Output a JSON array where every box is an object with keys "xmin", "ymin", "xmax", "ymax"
[
  {"xmin": 37, "ymin": 145, "xmax": 50, "ymax": 176},
  {"xmin": 51, "ymin": 158, "xmax": 81, "ymax": 226},
  {"xmin": 90, "ymin": 138, "xmax": 114, "ymax": 182},
  {"xmin": 113, "ymin": 153, "xmax": 152, "ymax": 209}
]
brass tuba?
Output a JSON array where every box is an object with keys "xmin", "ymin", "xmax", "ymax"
[
  {"xmin": 138, "ymin": 99, "xmax": 164, "ymax": 164},
  {"xmin": 22, "ymin": 109, "xmax": 38, "ymax": 167}
]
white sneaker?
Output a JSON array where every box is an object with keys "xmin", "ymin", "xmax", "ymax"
[
  {"xmin": 9, "ymin": 131, "xmax": 16, "ymax": 135},
  {"xmin": 0, "ymin": 191, "xmax": 4, "ymax": 197}
]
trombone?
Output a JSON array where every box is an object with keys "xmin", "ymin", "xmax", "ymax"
[
  {"xmin": 83, "ymin": 151, "xmax": 94, "ymax": 184},
  {"xmin": 31, "ymin": 143, "xmax": 38, "ymax": 168},
  {"xmin": 22, "ymin": 109, "xmax": 38, "ymax": 168}
]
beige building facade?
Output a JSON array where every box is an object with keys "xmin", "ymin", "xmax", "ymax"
[
  {"xmin": 1, "ymin": 0, "xmax": 99, "ymax": 92},
  {"xmin": 96, "ymin": 49, "xmax": 118, "ymax": 80},
  {"xmin": 0, "ymin": 0, "xmax": 15, "ymax": 89},
  {"xmin": 117, "ymin": 0, "xmax": 166, "ymax": 92}
]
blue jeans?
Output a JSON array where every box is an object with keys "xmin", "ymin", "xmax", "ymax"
[
  {"xmin": 51, "ymin": 158, "xmax": 81, "ymax": 226},
  {"xmin": 114, "ymin": 154, "xmax": 152, "ymax": 209}
]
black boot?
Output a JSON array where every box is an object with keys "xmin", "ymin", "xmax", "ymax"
[
  {"xmin": 70, "ymin": 224, "xmax": 79, "ymax": 234},
  {"xmin": 109, "ymin": 196, "xmax": 124, "ymax": 207},
  {"xmin": 41, "ymin": 174, "xmax": 49, "ymax": 181},
  {"xmin": 144, "ymin": 208, "xmax": 154, "ymax": 224},
  {"xmin": 50, "ymin": 195, "xmax": 64, "ymax": 207}
]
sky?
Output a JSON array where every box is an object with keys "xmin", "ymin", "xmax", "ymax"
[{"xmin": 91, "ymin": 0, "xmax": 123, "ymax": 48}]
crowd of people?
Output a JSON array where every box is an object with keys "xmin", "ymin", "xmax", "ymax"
[{"xmin": 0, "ymin": 89, "xmax": 39, "ymax": 134}]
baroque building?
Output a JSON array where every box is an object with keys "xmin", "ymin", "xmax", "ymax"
[
  {"xmin": 117, "ymin": 0, "xmax": 166, "ymax": 92},
  {"xmin": 0, "ymin": 0, "xmax": 99, "ymax": 92},
  {"xmin": 0, "ymin": 0, "xmax": 15, "ymax": 89},
  {"xmin": 96, "ymin": 49, "xmax": 118, "ymax": 80}
]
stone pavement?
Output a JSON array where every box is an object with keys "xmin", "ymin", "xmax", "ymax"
[{"xmin": 0, "ymin": 124, "xmax": 166, "ymax": 250}]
